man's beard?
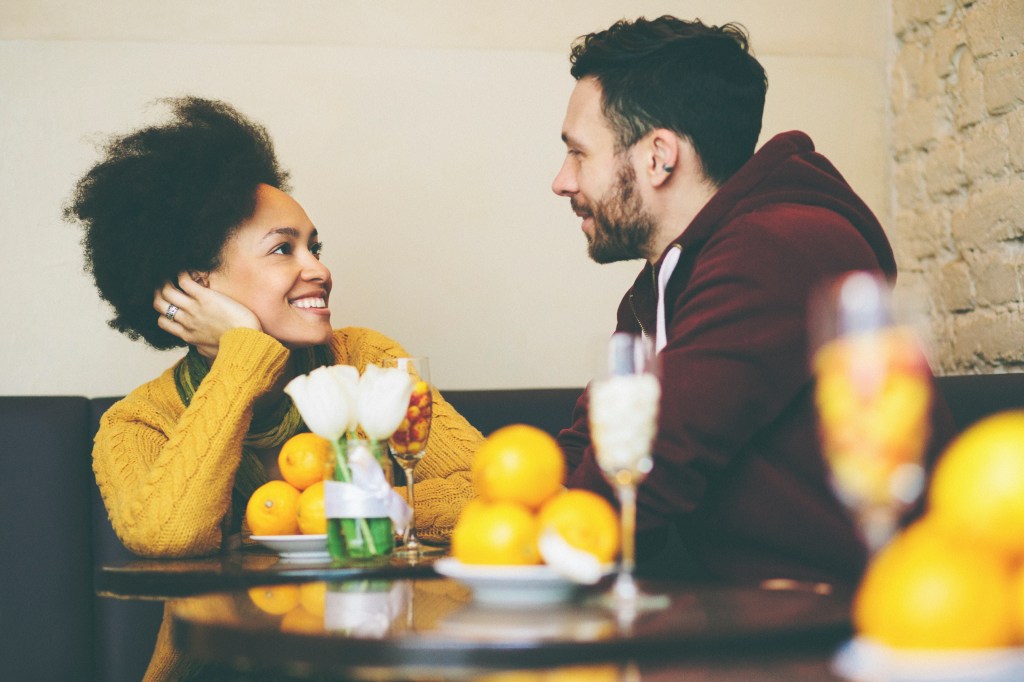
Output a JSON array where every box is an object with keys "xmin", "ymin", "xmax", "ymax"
[{"xmin": 575, "ymin": 163, "xmax": 658, "ymax": 264}]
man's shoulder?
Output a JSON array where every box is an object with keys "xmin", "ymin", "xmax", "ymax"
[
  {"xmin": 716, "ymin": 202, "xmax": 861, "ymax": 243},
  {"xmin": 682, "ymin": 203, "xmax": 877, "ymax": 282}
]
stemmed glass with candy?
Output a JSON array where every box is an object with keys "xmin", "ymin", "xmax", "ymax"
[
  {"xmin": 809, "ymin": 271, "xmax": 933, "ymax": 554},
  {"xmin": 589, "ymin": 332, "xmax": 666, "ymax": 620},
  {"xmin": 383, "ymin": 357, "xmax": 440, "ymax": 559}
]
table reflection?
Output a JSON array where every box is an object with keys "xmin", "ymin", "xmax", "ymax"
[{"xmin": 170, "ymin": 578, "xmax": 851, "ymax": 679}]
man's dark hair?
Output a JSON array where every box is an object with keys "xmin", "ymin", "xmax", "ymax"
[
  {"xmin": 64, "ymin": 97, "xmax": 290, "ymax": 349},
  {"xmin": 570, "ymin": 15, "xmax": 768, "ymax": 185}
]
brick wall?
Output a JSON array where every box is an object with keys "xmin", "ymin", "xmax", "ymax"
[{"xmin": 890, "ymin": 0, "xmax": 1024, "ymax": 374}]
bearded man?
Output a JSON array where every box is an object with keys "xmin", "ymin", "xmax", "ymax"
[{"xmin": 551, "ymin": 16, "xmax": 954, "ymax": 589}]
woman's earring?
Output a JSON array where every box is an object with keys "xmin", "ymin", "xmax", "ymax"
[{"xmin": 663, "ymin": 164, "xmax": 674, "ymax": 173}]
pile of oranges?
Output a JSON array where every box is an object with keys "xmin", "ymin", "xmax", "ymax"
[
  {"xmin": 245, "ymin": 433, "xmax": 331, "ymax": 536},
  {"xmin": 854, "ymin": 410, "xmax": 1024, "ymax": 649},
  {"xmin": 452, "ymin": 424, "xmax": 619, "ymax": 566}
]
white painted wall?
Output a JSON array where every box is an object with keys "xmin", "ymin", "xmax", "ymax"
[{"xmin": 1, "ymin": 0, "xmax": 887, "ymax": 396}]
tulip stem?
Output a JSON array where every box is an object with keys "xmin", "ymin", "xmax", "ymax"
[{"xmin": 330, "ymin": 436, "xmax": 380, "ymax": 558}]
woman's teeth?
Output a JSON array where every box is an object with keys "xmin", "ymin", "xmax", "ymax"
[{"xmin": 292, "ymin": 298, "xmax": 326, "ymax": 309}]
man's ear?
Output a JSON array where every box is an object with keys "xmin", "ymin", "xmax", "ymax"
[{"xmin": 645, "ymin": 129, "xmax": 679, "ymax": 188}]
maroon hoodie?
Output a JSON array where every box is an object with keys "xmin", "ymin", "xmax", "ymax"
[{"xmin": 559, "ymin": 131, "xmax": 954, "ymax": 588}]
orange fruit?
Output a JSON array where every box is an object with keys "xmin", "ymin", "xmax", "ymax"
[
  {"xmin": 280, "ymin": 605, "xmax": 323, "ymax": 634},
  {"xmin": 537, "ymin": 490, "xmax": 619, "ymax": 564},
  {"xmin": 456, "ymin": 497, "xmax": 489, "ymax": 525},
  {"xmin": 472, "ymin": 424, "xmax": 565, "ymax": 510},
  {"xmin": 296, "ymin": 481, "xmax": 326, "ymax": 535},
  {"xmin": 278, "ymin": 432, "xmax": 333, "ymax": 491},
  {"xmin": 928, "ymin": 411, "xmax": 1024, "ymax": 555},
  {"xmin": 1012, "ymin": 562, "xmax": 1024, "ymax": 642},
  {"xmin": 248, "ymin": 584, "xmax": 300, "ymax": 615},
  {"xmin": 853, "ymin": 519, "xmax": 1015, "ymax": 648},
  {"xmin": 246, "ymin": 480, "xmax": 301, "ymax": 536},
  {"xmin": 452, "ymin": 500, "xmax": 541, "ymax": 565}
]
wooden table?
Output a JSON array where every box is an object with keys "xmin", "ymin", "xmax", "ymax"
[{"xmin": 169, "ymin": 575, "xmax": 852, "ymax": 680}]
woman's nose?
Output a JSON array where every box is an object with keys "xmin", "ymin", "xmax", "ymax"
[{"xmin": 302, "ymin": 251, "xmax": 330, "ymax": 281}]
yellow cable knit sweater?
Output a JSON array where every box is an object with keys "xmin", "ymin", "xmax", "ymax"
[
  {"xmin": 94, "ymin": 326, "xmax": 482, "ymax": 557},
  {"xmin": 94, "ymin": 327, "xmax": 483, "ymax": 682}
]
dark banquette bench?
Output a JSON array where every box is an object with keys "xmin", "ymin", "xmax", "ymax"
[{"xmin": 3, "ymin": 375, "xmax": 1024, "ymax": 680}]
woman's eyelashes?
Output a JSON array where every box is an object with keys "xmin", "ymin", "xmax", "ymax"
[{"xmin": 269, "ymin": 241, "xmax": 323, "ymax": 258}]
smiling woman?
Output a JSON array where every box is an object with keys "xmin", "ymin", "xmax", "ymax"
[
  {"xmin": 171, "ymin": 185, "xmax": 335, "ymax": 352},
  {"xmin": 63, "ymin": 97, "xmax": 482, "ymax": 681}
]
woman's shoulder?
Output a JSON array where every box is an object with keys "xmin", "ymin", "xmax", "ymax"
[
  {"xmin": 331, "ymin": 327, "xmax": 410, "ymax": 368},
  {"xmin": 99, "ymin": 362, "xmax": 185, "ymax": 432}
]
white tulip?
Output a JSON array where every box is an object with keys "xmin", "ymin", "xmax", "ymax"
[
  {"xmin": 284, "ymin": 364, "xmax": 360, "ymax": 441},
  {"xmin": 330, "ymin": 365, "xmax": 362, "ymax": 433},
  {"xmin": 356, "ymin": 364, "xmax": 414, "ymax": 441}
]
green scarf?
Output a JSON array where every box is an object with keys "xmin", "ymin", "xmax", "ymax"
[{"xmin": 173, "ymin": 343, "xmax": 333, "ymax": 534}]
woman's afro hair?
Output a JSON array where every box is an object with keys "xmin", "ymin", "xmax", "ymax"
[{"xmin": 65, "ymin": 96, "xmax": 290, "ymax": 349}]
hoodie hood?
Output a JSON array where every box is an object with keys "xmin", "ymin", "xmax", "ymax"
[{"xmin": 669, "ymin": 130, "xmax": 896, "ymax": 280}]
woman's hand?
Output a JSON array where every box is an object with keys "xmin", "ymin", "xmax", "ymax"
[{"xmin": 154, "ymin": 274, "xmax": 262, "ymax": 360}]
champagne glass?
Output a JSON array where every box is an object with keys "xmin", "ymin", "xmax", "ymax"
[
  {"xmin": 589, "ymin": 333, "xmax": 662, "ymax": 609},
  {"xmin": 809, "ymin": 272, "xmax": 933, "ymax": 554},
  {"xmin": 383, "ymin": 356, "xmax": 438, "ymax": 559}
]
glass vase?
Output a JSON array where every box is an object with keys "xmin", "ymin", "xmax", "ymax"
[{"xmin": 325, "ymin": 438, "xmax": 395, "ymax": 561}]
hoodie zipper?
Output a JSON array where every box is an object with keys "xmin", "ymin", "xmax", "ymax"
[
  {"xmin": 629, "ymin": 293, "xmax": 649, "ymax": 338},
  {"xmin": 627, "ymin": 267, "xmax": 659, "ymax": 339}
]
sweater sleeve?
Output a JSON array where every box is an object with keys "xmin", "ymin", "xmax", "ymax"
[
  {"xmin": 335, "ymin": 328, "xmax": 482, "ymax": 542},
  {"xmin": 411, "ymin": 384, "xmax": 482, "ymax": 542},
  {"xmin": 93, "ymin": 329, "xmax": 289, "ymax": 557}
]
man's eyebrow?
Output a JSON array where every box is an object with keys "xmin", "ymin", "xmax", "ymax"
[{"xmin": 561, "ymin": 131, "xmax": 587, "ymax": 149}]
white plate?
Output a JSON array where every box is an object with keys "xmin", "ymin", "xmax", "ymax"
[
  {"xmin": 833, "ymin": 637, "xmax": 1024, "ymax": 681},
  {"xmin": 250, "ymin": 534, "xmax": 330, "ymax": 561},
  {"xmin": 434, "ymin": 558, "xmax": 603, "ymax": 605}
]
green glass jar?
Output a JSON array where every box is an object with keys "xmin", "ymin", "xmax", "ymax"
[
  {"xmin": 337, "ymin": 517, "xmax": 394, "ymax": 559},
  {"xmin": 325, "ymin": 438, "xmax": 395, "ymax": 561}
]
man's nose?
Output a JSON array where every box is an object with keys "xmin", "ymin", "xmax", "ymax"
[{"xmin": 551, "ymin": 158, "xmax": 577, "ymax": 197}]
